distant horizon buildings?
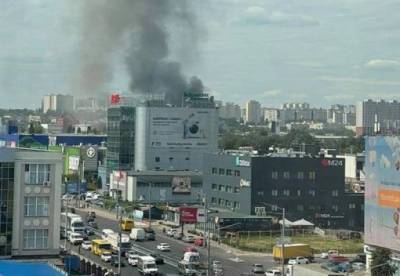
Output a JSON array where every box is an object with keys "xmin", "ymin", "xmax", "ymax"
[
  {"xmin": 42, "ymin": 94, "xmax": 73, "ymax": 114},
  {"xmin": 356, "ymin": 99, "xmax": 400, "ymax": 136},
  {"xmin": 245, "ymin": 100, "xmax": 262, "ymax": 123}
]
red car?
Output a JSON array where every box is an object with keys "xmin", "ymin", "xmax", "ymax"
[
  {"xmin": 194, "ymin": 238, "xmax": 206, "ymax": 246},
  {"xmin": 183, "ymin": 246, "xmax": 198, "ymax": 253}
]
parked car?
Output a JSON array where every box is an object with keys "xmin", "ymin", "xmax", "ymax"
[
  {"xmin": 150, "ymin": 254, "xmax": 164, "ymax": 265},
  {"xmin": 101, "ymin": 252, "xmax": 113, "ymax": 262},
  {"xmin": 157, "ymin": 243, "xmax": 171, "ymax": 251},
  {"xmin": 128, "ymin": 254, "xmax": 140, "ymax": 266},
  {"xmin": 166, "ymin": 228, "xmax": 177, "ymax": 237},
  {"xmin": 251, "ymin": 264, "xmax": 265, "ymax": 274},
  {"xmin": 337, "ymin": 262, "xmax": 354, "ymax": 273},
  {"xmin": 264, "ymin": 270, "xmax": 281, "ymax": 276},
  {"xmin": 351, "ymin": 262, "xmax": 365, "ymax": 271},
  {"xmin": 183, "ymin": 235, "xmax": 195, "ymax": 243},
  {"xmin": 321, "ymin": 262, "xmax": 340, "ymax": 273},
  {"xmin": 288, "ymin": 257, "xmax": 309, "ymax": 265},
  {"xmin": 81, "ymin": 240, "xmax": 92, "ymax": 250},
  {"xmin": 321, "ymin": 249, "xmax": 339, "ymax": 259},
  {"xmin": 351, "ymin": 254, "xmax": 366, "ymax": 264}
]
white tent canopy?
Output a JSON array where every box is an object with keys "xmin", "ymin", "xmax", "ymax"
[
  {"xmin": 279, "ymin": 218, "xmax": 294, "ymax": 226},
  {"xmin": 292, "ymin": 218, "xmax": 314, "ymax": 226}
]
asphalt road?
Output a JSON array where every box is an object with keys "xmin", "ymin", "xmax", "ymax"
[{"xmin": 75, "ymin": 209, "xmax": 276, "ymax": 275}]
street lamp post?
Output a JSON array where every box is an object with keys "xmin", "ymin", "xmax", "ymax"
[{"xmin": 148, "ymin": 182, "xmax": 152, "ymax": 228}]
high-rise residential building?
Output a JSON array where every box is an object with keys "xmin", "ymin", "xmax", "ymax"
[
  {"xmin": 245, "ymin": 100, "xmax": 262, "ymax": 123},
  {"xmin": 42, "ymin": 94, "xmax": 74, "ymax": 114},
  {"xmin": 219, "ymin": 102, "xmax": 241, "ymax": 121},
  {"xmin": 356, "ymin": 99, "xmax": 400, "ymax": 136},
  {"xmin": 263, "ymin": 108, "xmax": 279, "ymax": 122},
  {"xmin": 0, "ymin": 147, "xmax": 62, "ymax": 257},
  {"xmin": 311, "ymin": 108, "xmax": 328, "ymax": 122}
]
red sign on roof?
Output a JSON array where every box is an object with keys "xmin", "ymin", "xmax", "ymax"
[{"xmin": 110, "ymin": 93, "xmax": 121, "ymax": 105}]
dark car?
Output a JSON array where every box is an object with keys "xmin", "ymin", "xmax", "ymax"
[
  {"xmin": 351, "ymin": 254, "xmax": 366, "ymax": 264},
  {"xmin": 150, "ymin": 254, "xmax": 164, "ymax": 265},
  {"xmin": 110, "ymin": 255, "xmax": 126, "ymax": 267},
  {"xmin": 84, "ymin": 227, "xmax": 95, "ymax": 236},
  {"xmin": 145, "ymin": 228, "xmax": 156, "ymax": 241},
  {"xmin": 88, "ymin": 221, "xmax": 98, "ymax": 229}
]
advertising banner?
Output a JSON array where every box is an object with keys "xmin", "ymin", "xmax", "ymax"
[
  {"xmin": 172, "ymin": 176, "xmax": 191, "ymax": 194},
  {"xmin": 68, "ymin": 156, "xmax": 80, "ymax": 171},
  {"xmin": 149, "ymin": 108, "xmax": 215, "ymax": 149},
  {"xmin": 180, "ymin": 207, "xmax": 198, "ymax": 223},
  {"xmin": 365, "ymin": 137, "xmax": 400, "ymax": 251}
]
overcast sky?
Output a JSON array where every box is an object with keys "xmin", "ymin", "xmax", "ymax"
[{"xmin": 1, "ymin": 0, "xmax": 400, "ymax": 108}]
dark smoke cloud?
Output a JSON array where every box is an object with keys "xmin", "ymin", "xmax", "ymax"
[{"xmin": 76, "ymin": 0, "xmax": 205, "ymax": 105}]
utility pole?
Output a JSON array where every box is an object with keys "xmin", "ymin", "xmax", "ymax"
[
  {"xmin": 148, "ymin": 182, "xmax": 152, "ymax": 228},
  {"xmin": 64, "ymin": 198, "xmax": 68, "ymax": 250},
  {"xmin": 282, "ymin": 207, "xmax": 285, "ymax": 276},
  {"xmin": 118, "ymin": 208, "xmax": 122, "ymax": 275}
]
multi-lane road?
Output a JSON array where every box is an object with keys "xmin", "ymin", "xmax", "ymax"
[{"xmin": 68, "ymin": 208, "xmax": 275, "ymax": 276}]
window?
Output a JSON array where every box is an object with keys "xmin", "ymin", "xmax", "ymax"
[
  {"xmin": 211, "ymin": 184, "xmax": 217, "ymax": 190},
  {"xmin": 361, "ymin": 204, "xmax": 364, "ymax": 210},
  {"xmin": 271, "ymin": 171, "xmax": 278, "ymax": 180},
  {"xmin": 297, "ymin": 172, "xmax": 304, "ymax": 180},
  {"xmin": 23, "ymin": 229, "xmax": 48, "ymax": 249},
  {"xmin": 272, "ymin": 190, "xmax": 278, "ymax": 196},
  {"xmin": 218, "ymin": 185, "xmax": 225, "ymax": 191},
  {"xmin": 226, "ymin": 169, "xmax": 232, "ymax": 176},
  {"xmin": 297, "ymin": 190, "xmax": 301, "ymax": 196},
  {"xmin": 212, "ymin": 168, "xmax": 217, "ymax": 174},
  {"xmin": 349, "ymin": 203, "xmax": 356, "ymax": 209},
  {"xmin": 211, "ymin": 197, "xmax": 217, "ymax": 204},
  {"xmin": 309, "ymin": 189, "xmax": 315, "ymax": 196},
  {"xmin": 226, "ymin": 200, "xmax": 232, "ymax": 208},
  {"xmin": 309, "ymin": 171, "xmax": 316, "ymax": 180},
  {"xmin": 226, "ymin": 186, "xmax": 233, "ymax": 193},
  {"xmin": 271, "ymin": 205, "xmax": 278, "ymax": 211},
  {"xmin": 297, "ymin": 205, "xmax": 304, "ymax": 211},
  {"xmin": 332, "ymin": 205, "xmax": 339, "ymax": 212},
  {"xmin": 257, "ymin": 191, "xmax": 264, "ymax": 196},
  {"xmin": 219, "ymin": 168, "xmax": 225, "ymax": 175},
  {"xmin": 332, "ymin": 190, "xmax": 339, "ymax": 197},
  {"xmin": 24, "ymin": 197, "xmax": 49, "ymax": 217},
  {"xmin": 24, "ymin": 164, "xmax": 50, "ymax": 185},
  {"xmin": 234, "ymin": 202, "xmax": 240, "ymax": 209},
  {"xmin": 234, "ymin": 187, "xmax": 240, "ymax": 193},
  {"xmin": 283, "ymin": 171, "xmax": 290, "ymax": 179},
  {"xmin": 283, "ymin": 189, "xmax": 290, "ymax": 196},
  {"xmin": 234, "ymin": 170, "xmax": 240, "ymax": 177},
  {"xmin": 155, "ymin": 157, "xmax": 160, "ymax": 162}
]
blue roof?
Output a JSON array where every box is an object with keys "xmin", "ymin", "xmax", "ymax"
[{"xmin": 0, "ymin": 261, "xmax": 64, "ymax": 276}]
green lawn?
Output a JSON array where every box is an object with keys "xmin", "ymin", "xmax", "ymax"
[{"xmin": 223, "ymin": 233, "xmax": 364, "ymax": 254}]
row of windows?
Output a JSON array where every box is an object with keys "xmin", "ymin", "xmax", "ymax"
[
  {"xmin": 24, "ymin": 164, "xmax": 51, "ymax": 185},
  {"xmin": 211, "ymin": 197, "xmax": 240, "ymax": 209},
  {"xmin": 24, "ymin": 197, "xmax": 49, "ymax": 217},
  {"xmin": 272, "ymin": 171, "xmax": 316, "ymax": 180},
  {"xmin": 211, "ymin": 168, "xmax": 240, "ymax": 177},
  {"xmin": 155, "ymin": 156, "xmax": 190, "ymax": 162},
  {"xmin": 23, "ymin": 229, "xmax": 48, "ymax": 249},
  {"xmin": 263, "ymin": 203, "xmax": 363, "ymax": 213},
  {"xmin": 211, "ymin": 184, "xmax": 240, "ymax": 193}
]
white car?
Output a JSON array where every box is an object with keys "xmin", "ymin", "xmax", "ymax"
[
  {"xmin": 101, "ymin": 252, "xmax": 112, "ymax": 262},
  {"xmin": 128, "ymin": 254, "xmax": 140, "ymax": 266},
  {"xmin": 321, "ymin": 250, "xmax": 339, "ymax": 259},
  {"xmin": 288, "ymin": 257, "xmax": 309, "ymax": 265},
  {"xmin": 265, "ymin": 270, "xmax": 281, "ymax": 276},
  {"xmin": 166, "ymin": 229, "xmax": 177, "ymax": 237},
  {"xmin": 81, "ymin": 240, "xmax": 92, "ymax": 250},
  {"xmin": 157, "ymin": 243, "xmax": 171, "ymax": 251},
  {"xmin": 68, "ymin": 232, "xmax": 83, "ymax": 245}
]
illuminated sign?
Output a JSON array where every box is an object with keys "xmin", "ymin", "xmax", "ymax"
[{"xmin": 321, "ymin": 159, "xmax": 343, "ymax": 167}]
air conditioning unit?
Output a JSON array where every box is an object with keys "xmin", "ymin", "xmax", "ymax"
[{"xmin": 43, "ymin": 181, "xmax": 51, "ymax": 186}]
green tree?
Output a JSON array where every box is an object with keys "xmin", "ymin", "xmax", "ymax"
[{"xmin": 371, "ymin": 247, "xmax": 397, "ymax": 276}]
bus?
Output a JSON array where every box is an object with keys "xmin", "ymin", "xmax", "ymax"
[{"xmin": 91, "ymin": 239, "xmax": 112, "ymax": 256}]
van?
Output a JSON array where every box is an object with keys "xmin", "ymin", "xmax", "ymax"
[
  {"xmin": 130, "ymin": 228, "xmax": 146, "ymax": 241},
  {"xmin": 137, "ymin": 255, "xmax": 158, "ymax": 275},
  {"xmin": 120, "ymin": 218, "xmax": 134, "ymax": 231}
]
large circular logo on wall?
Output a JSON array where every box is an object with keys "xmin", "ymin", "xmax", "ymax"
[{"xmin": 87, "ymin": 147, "xmax": 96, "ymax": 158}]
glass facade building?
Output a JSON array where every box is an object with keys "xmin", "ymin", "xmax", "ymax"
[
  {"xmin": 106, "ymin": 106, "xmax": 135, "ymax": 178},
  {"xmin": 0, "ymin": 162, "xmax": 14, "ymax": 257}
]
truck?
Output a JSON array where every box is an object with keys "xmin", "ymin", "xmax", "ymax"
[
  {"xmin": 106, "ymin": 232, "xmax": 131, "ymax": 254},
  {"xmin": 60, "ymin": 212, "xmax": 85, "ymax": 237},
  {"xmin": 183, "ymin": 251, "xmax": 200, "ymax": 267},
  {"xmin": 130, "ymin": 228, "xmax": 146, "ymax": 241},
  {"xmin": 137, "ymin": 255, "xmax": 158, "ymax": 275},
  {"xmin": 272, "ymin": 243, "xmax": 313, "ymax": 263}
]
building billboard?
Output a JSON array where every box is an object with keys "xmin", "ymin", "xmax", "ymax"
[
  {"xmin": 365, "ymin": 136, "xmax": 400, "ymax": 251},
  {"xmin": 180, "ymin": 207, "xmax": 198, "ymax": 223},
  {"xmin": 172, "ymin": 176, "xmax": 191, "ymax": 194},
  {"xmin": 149, "ymin": 108, "xmax": 216, "ymax": 149}
]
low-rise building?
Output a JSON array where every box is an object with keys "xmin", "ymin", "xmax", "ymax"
[{"xmin": 0, "ymin": 147, "xmax": 62, "ymax": 257}]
